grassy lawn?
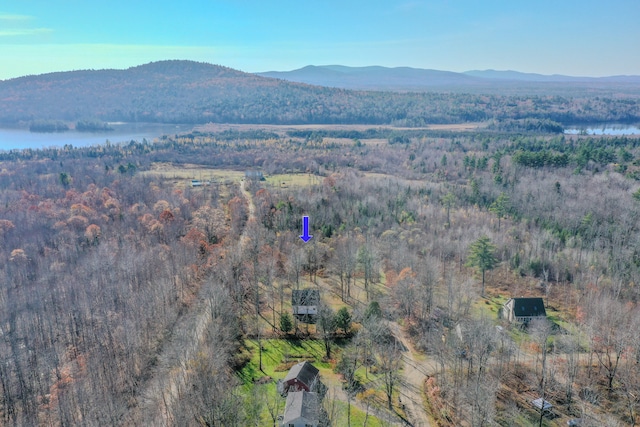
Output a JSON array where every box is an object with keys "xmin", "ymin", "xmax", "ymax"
[
  {"xmin": 264, "ymin": 173, "xmax": 322, "ymax": 188},
  {"xmin": 471, "ymin": 293, "xmax": 507, "ymax": 320},
  {"xmin": 470, "ymin": 293, "xmax": 582, "ymax": 355},
  {"xmin": 545, "ymin": 306, "xmax": 573, "ymax": 334},
  {"xmin": 332, "ymin": 400, "xmax": 386, "ymax": 427},
  {"xmin": 237, "ymin": 338, "xmax": 389, "ymax": 425},
  {"xmin": 238, "ymin": 338, "xmax": 335, "ymax": 385}
]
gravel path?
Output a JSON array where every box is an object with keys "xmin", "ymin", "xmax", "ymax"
[{"xmin": 389, "ymin": 321, "xmax": 438, "ymax": 427}]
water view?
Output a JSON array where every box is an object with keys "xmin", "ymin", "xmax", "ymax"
[
  {"xmin": 0, "ymin": 123, "xmax": 190, "ymax": 151},
  {"xmin": 564, "ymin": 124, "xmax": 640, "ymax": 135}
]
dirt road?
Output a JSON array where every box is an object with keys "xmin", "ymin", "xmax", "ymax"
[
  {"xmin": 389, "ymin": 322, "xmax": 438, "ymax": 427},
  {"xmin": 125, "ymin": 178, "xmax": 257, "ymax": 426}
]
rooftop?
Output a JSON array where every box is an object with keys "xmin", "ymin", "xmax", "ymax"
[
  {"xmin": 509, "ymin": 297, "xmax": 547, "ymax": 317},
  {"xmin": 282, "ymin": 391, "xmax": 319, "ymax": 425},
  {"xmin": 284, "ymin": 361, "xmax": 320, "ymax": 388},
  {"xmin": 292, "ymin": 289, "xmax": 320, "ymax": 306}
]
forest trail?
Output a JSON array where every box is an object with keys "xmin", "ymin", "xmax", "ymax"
[
  {"xmin": 389, "ymin": 321, "xmax": 438, "ymax": 427},
  {"xmin": 125, "ymin": 178, "xmax": 257, "ymax": 426},
  {"xmin": 240, "ymin": 178, "xmax": 256, "ymax": 221}
]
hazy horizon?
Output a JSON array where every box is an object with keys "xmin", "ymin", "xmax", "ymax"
[
  {"xmin": 1, "ymin": 0, "xmax": 639, "ymax": 80},
  {"xmin": 2, "ymin": 60, "xmax": 640, "ymax": 83}
]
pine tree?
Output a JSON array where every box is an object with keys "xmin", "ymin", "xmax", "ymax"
[
  {"xmin": 442, "ymin": 192, "xmax": 456, "ymax": 228},
  {"xmin": 335, "ymin": 307, "xmax": 352, "ymax": 335},
  {"xmin": 489, "ymin": 192, "xmax": 509, "ymax": 230},
  {"xmin": 280, "ymin": 312, "xmax": 293, "ymax": 335},
  {"xmin": 466, "ymin": 235, "xmax": 498, "ymax": 296}
]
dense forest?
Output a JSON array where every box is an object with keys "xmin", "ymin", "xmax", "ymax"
[
  {"xmin": 1, "ymin": 60, "xmax": 640, "ymax": 126},
  {"xmin": 1, "ymin": 123, "xmax": 640, "ymax": 425}
]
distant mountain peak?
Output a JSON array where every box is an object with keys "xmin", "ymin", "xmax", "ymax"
[
  {"xmin": 257, "ymin": 65, "xmax": 640, "ymax": 90},
  {"xmin": 257, "ymin": 64, "xmax": 480, "ymax": 91},
  {"xmin": 127, "ymin": 60, "xmax": 250, "ymax": 78},
  {"xmin": 463, "ymin": 69, "xmax": 600, "ymax": 82}
]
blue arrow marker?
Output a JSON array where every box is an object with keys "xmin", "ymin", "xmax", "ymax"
[{"xmin": 299, "ymin": 216, "xmax": 313, "ymax": 242}]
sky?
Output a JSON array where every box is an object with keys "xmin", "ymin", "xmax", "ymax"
[{"xmin": 1, "ymin": 0, "xmax": 639, "ymax": 80}]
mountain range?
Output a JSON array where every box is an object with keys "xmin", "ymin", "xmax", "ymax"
[
  {"xmin": 1, "ymin": 60, "xmax": 639, "ymax": 127},
  {"xmin": 257, "ymin": 65, "xmax": 640, "ymax": 93}
]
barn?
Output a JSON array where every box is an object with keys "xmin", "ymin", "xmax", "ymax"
[{"xmin": 282, "ymin": 361, "xmax": 321, "ymax": 394}]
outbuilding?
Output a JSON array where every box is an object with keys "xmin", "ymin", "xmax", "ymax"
[
  {"xmin": 282, "ymin": 361, "xmax": 321, "ymax": 394},
  {"xmin": 292, "ymin": 289, "xmax": 320, "ymax": 323},
  {"xmin": 531, "ymin": 397, "xmax": 553, "ymax": 412},
  {"xmin": 245, "ymin": 170, "xmax": 265, "ymax": 181}
]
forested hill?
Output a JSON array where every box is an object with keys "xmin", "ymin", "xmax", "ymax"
[{"xmin": 1, "ymin": 60, "xmax": 640, "ymax": 126}]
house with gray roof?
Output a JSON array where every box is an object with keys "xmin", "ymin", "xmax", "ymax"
[
  {"xmin": 280, "ymin": 391, "xmax": 319, "ymax": 427},
  {"xmin": 502, "ymin": 297, "xmax": 547, "ymax": 323}
]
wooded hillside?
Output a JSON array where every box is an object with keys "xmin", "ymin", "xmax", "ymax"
[
  {"xmin": 1, "ymin": 60, "xmax": 640, "ymax": 126},
  {"xmin": 1, "ymin": 125, "xmax": 640, "ymax": 425}
]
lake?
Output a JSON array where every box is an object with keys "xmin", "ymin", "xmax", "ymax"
[
  {"xmin": 564, "ymin": 124, "xmax": 640, "ymax": 136},
  {"xmin": 0, "ymin": 123, "xmax": 191, "ymax": 151}
]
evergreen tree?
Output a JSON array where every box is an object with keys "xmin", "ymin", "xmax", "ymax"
[
  {"xmin": 364, "ymin": 301, "xmax": 382, "ymax": 320},
  {"xmin": 335, "ymin": 307, "xmax": 352, "ymax": 335},
  {"xmin": 280, "ymin": 312, "xmax": 293, "ymax": 335},
  {"xmin": 489, "ymin": 192, "xmax": 509, "ymax": 230},
  {"xmin": 442, "ymin": 192, "xmax": 456, "ymax": 228},
  {"xmin": 466, "ymin": 235, "xmax": 498, "ymax": 296}
]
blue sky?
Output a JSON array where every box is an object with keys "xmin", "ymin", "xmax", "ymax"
[{"xmin": 0, "ymin": 0, "xmax": 638, "ymax": 79}]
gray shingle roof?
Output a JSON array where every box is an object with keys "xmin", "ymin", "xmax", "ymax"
[
  {"xmin": 282, "ymin": 391, "xmax": 319, "ymax": 425},
  {"xmin": 284, "ymin": 361, "xmax": 319, "ymax": 389}
]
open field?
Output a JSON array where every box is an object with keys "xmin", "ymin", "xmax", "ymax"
[
  {"xmin": 141, "ymin": 163, "xmax": 245, "ymax": 181},
  {"xmin": 140, "ymin": 162, "xmax": 322, "ymax": 188},
  {"xmin": 193, "ymin": 122, "xmax": 488, "ymax": 135},
  {"xmin": 263, "ymin": 173, "xmax": 323, "ymax": 188}
]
